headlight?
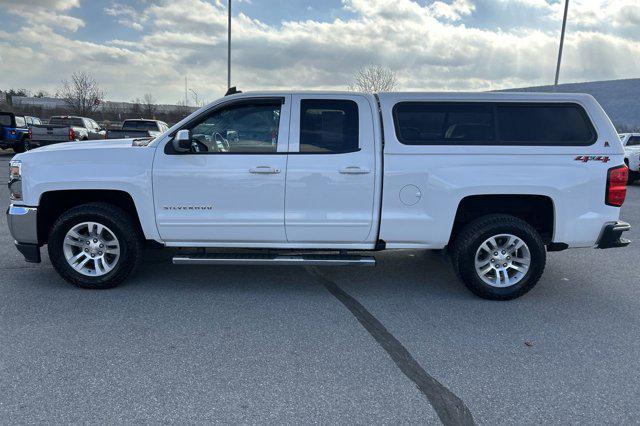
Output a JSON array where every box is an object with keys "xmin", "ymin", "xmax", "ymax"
[{"xmin": 8, "ymin": 160, "xmax": 22, "ymax": 201}]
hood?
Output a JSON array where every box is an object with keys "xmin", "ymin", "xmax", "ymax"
[
  {"xmin": 13, "ymin": 139, "xmax": 150, "ymax": 162},
  {"xmin": 38, "ymin": 139, "xmax": 138, "ymax": 152}
]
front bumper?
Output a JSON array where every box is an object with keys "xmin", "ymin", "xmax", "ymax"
[
  {"xmin": 6, "ymin": 205, "xmax": 41, "ymax": 263},
  {"xmin": 596, "ymin": 221, "xmax": 631, "ymax": 249}
]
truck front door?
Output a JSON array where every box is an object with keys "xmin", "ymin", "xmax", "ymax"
[
  {"xmin": 152, "ymin": 96, "xmax": 291, "ymax": 245},
  {"xmin": 284, "ymin": 95, "xmax": 378, "ymax": 244}
]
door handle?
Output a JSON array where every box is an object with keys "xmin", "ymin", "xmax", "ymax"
[
  {"xmin": 250, "ymin": 166, "xmax": 281, "ymax": 174},
  {"xmin": 339, "ymin": 166, "xmax": 371, "ymax": 175}
]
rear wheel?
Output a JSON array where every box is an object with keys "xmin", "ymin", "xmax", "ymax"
[
  {"xmin": 451, "ymin": 215, "xmax": 546, "ymax": 300},
  {"xmin": 48, "ymin": 203, "xmax": 142, "ymax": 289},
  {"xmin": 13, "ymin": 140, "xmax": 26, "ymax": 153}
]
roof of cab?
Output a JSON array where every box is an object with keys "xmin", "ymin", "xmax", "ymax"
[
  {"xmin": 221, "ymin": 90, "xmax": 597, "ymax": 106},
  {"xmin": 376, "ymin": 91, "xmax": 596, "ymax": 103}
]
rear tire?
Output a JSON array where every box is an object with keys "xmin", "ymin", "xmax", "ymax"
[
  {"xmin": 451, "ymin": 215, "xmax": 546, "ymax": 300},
  {"xmin": 48, "ymin": 203, "xmax": 142, "ymax": 289},
  {"xmin": 13, "ymin": 141, "xmax": 25, "ymax": 153}
]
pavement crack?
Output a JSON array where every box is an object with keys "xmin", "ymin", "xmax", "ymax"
[{"xmin": 307, "ymin": 267, "xmax": 475, "ymax": 426}]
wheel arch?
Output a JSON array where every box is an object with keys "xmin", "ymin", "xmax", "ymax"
[
  {"xmin": 449, "ymin": 194, "xmax": 556, "ymax": 246},
  {"xmin": 37, "ymin": 189, "xmax": 148, "ymax": 244}
]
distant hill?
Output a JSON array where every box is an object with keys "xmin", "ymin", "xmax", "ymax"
[{"xmin": 500, "ymin": 78, "xmax": 640, "ymax": 132}]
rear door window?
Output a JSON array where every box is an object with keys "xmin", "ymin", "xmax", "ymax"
[
  {"xmin": 299, "ymin": 99, "xmax": 359, "ymax": 153},
  {"xmin": 496, "ymin": 104, "xmax": 595, "ymax": 145}
]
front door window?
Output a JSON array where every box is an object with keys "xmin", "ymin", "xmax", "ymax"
[{"xmin": 188, "ymin": 103, "xmax": 282, "ymax": 154}]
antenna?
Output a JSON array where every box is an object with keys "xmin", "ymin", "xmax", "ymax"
[{"xmin": 225, "ymin": 87, "xmax": 242, "ymax": 97}]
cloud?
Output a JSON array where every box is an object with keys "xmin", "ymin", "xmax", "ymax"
[
  {"xmin": 105, "ymin": 2, "xmax": 147, "ymax": 31},
  {"xmin": 0, "ymin": 0, "xmax": 84, "ymax": 31},
  {"xmin": 429, "ymin": 0, "xmax": 475, "ymax": 21},
  {"xmin": 1, "ymin": 0, "xmax": 639, "ymax": 103}
]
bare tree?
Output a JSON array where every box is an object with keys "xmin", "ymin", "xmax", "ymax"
[
  {"xmin": 58, "ymin": 72, "xmax": 105, "ymax": 116},
  {"xmin": 143, "ymin": 93, "xmax": 157, "ymax": 118},
  {"xmin": 129, "ymin": 98, "xmax": 143, "ymax": 118},
  {"xmin": 349, "ymin": 65, "xmax": 399, "ymax": 93}
]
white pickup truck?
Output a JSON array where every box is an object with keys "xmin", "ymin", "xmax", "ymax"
[
  {"xmin": 7, "ymin": 91, "xmax": 631, "ymax": 300},
  {"xmin": 620, "ymin": 133, "xmax": 640, "ymax": 183}
]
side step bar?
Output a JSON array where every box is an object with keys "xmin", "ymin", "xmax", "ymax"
[{"xmin": 173, "ymin": 253, "xmax": 376, "ymax": 267}]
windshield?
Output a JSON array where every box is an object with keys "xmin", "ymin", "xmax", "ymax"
[
  {"xmin": 49, "ymin": 117, "xmax": 85, "ymax": 127},
  {"xmin": 123, "ymin": 121, "xmax": 159, "ymax": 131},
  {"xmin": 0, "ymin": 114, "xmax": 13, "ymax": 126}
]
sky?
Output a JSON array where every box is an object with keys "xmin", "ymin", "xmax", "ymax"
[{"xmin": 0, "ymin": 0, "xmax": 639, "ymax": 104}]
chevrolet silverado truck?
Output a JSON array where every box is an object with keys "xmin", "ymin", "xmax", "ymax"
[
  {"xmin": 106, "ymin": 119, "xmax": 170, "ymax": 140},
  {"xmin": 620, "ymin": 133, "xmax": 640, "ymax": 183},
  {"xmin": 28, "ymin": 116, "xmax": 106, "ymax": 148},
  {"xmin": 6, "ymin": 92, "xmax": 631, "ymax": 300}
]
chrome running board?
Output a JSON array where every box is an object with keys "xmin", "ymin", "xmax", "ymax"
[{"xmin": 173, "ymin": 253, "xmax": 376, "ymax": 267}]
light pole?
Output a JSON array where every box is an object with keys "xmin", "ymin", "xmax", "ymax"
[
  {"xmin": 228, "ymin": 0, "xmax": 232, "ymax": 90},
  {"xmin": 555, "ymin": 0, "xmax": 569, "ymax": 86}
]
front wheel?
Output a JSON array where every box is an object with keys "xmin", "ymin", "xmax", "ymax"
[
  {"xmin": 451, "ymin": 215, "xmax": 546, "ymax": 300},
  {"xmin": 48, "ymin": 203, "xmax": 142, "ymax": 289}
]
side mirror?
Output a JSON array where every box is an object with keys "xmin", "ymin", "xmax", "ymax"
[{"xmin": 173, "ymin": 129, "xmax": 192, "ymax": 152}]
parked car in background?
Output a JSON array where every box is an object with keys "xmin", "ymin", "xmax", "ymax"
[
  {"xmin": 620, "ymin": 133, "xmax": 640, "ymax": 183},
  {"xmin": 0, "ymin": 112, "xmax": 41, "ymax": 153},
  {"xmin": 7, "ymin": 91, "xmax": 631, "ymax": 300},
  {"xmin": 106, "ymin": 119, "xmax": 169, "ymax": 140},
  {"xmin": 25, "ymin": 116, "xmax": 42, "ymax": 126},
  {"xmin": 28, "ymin": 116, "xmax": 106, "ymax": 149}
]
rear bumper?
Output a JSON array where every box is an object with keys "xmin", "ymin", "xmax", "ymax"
[
  {"xmin": 596, "ymin": 221, "xmax": 631, "ymax": 249},
  {"xmin": 6, "ymin": 205, "xmax": 41, "ymax": 263},
  {"xmin": 0, "ymin": 138, "xmax": 20, "ymax": 148}
]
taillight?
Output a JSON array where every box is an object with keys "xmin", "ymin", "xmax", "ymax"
[
  {"xmin": 606, "ymin": 165, "xmax": 628, "ymax": 207},
  {"xmin": 69, "ymin": 128, "xmax": 76, "ymax": 141},
  {"xmin": 28, "ymin": 128, "xmax": 32, "ymax": 139}
]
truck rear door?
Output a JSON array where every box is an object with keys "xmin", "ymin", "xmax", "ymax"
[{"xmin": 284, "ymin": 94, "xmax": 380, "ymax": 245}]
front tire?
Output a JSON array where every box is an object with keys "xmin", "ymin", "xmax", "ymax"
[
  {"xmin": 48, "ymin": 203, "xmax": 142, "ymax": 289},
  {"xmin": 451, "ymin": 215, "xmax": 546, "ymax": 300}
]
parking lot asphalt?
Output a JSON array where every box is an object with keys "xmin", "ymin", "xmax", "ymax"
[{"xmin": 0, "ymin": 151, "xmax": 639, "ymax": 424}]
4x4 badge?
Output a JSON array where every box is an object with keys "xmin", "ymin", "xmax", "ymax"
[{"xmin": 575, "ymin": 155, "xmax": 610, "ymax": 163}]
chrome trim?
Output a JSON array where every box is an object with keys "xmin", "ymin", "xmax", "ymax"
[
  {"xmin": 173, "ymin": 253, "xmax": 376, "ymax": 266},
  {"xmin": 7, "ymin": 204, "xmax": 38, "ymax": 244},
  {"xmin": 611, "ymin": 222, "xmax": 631, "ymax": 232}
]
